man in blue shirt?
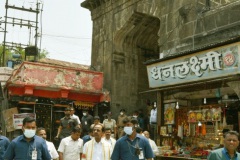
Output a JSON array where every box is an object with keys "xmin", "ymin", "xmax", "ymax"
[
  {"xmin": 82, "ymin": 128, "xmax": 93, "ymax": 144},
  {"xmin": 3, "ymin": 116, "xmax": 51, "ymax": 160},
  {"xmin": 111, "ymin": 116, "xmax": 154, "ymax": 160},
  {"xmin": 207, "ymin": 130, "xmax": 240, "ymax": 160},
  {"xmin": 0, "ymin": 132, "xmax": 10, "ymax": 160}
]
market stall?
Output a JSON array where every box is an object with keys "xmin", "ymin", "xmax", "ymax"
[{"xmin": 146, "ymin": 41, "xmax": 240, "ymax": 159}]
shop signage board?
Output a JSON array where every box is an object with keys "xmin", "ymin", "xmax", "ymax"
[
  {"xmin": 13, "ymin": 113, "xmax": 36, "ymax": 129},
  {"xmin": 147, "ymin": 42, "xmax": 240, "ymax": 88}
]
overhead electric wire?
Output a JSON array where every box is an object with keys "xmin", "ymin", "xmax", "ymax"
[
  {"xmin": 42, "ymin": 33, "xmax": 91, "ymax": 39},
  {"xmin": 43, "ymin": 37, "xmax": 91, "ymax": 47}
]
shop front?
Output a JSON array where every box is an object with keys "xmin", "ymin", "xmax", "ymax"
[
  {"xmin": 4, "ymin": 60, "xmax": 108, "ymax": 141},
  {"xmin": 146, "ymin": 41, "xmax": 240, "ymax": 159}
]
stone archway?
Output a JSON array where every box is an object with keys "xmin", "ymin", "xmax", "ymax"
[
  {"xmin": 114, "ymin": 12, "xmax": 160, "ymax": 54},
  {"xmin": 112, "ymin": 12, "xmax": 160, "ymax": 113}
]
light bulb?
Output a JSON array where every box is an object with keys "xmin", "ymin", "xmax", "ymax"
[
  {"xmin": 176, "ymin": 102, "xmax": 179, "ymax": 109},
  {"xmin": 198, "ymin": 121, "xmax": 202, "ymax": 126},
  {"xmin": 204, "ymin": 98, "xmax": 207, "ymax": 104}
]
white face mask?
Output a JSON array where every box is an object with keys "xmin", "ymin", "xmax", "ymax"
[
  {"xmin": 120, "ymin": 112, "xmax": 123, "ymax": 115},
  {"xmin": 83, "ymin": 113, "xmax": 87, "ymax": 116},
  {"xmin": 124, "ymin": 126, "xmax": 133, "ymax": 135},
  {"xmin": 24, "ymin": 129, "xmax": 36, "ymax": 138},
  {"xmin": 133, "ymin": 115, "xmax": 137, "ymax": 118}
]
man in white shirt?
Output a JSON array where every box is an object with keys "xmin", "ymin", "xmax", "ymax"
[
  {"xmin": 150, "ymin": 102, "xmax": 157, "ymax": 140},
  {"xmin": 70, "ymin": 107, "xmax": 81, "ymax": 127},
  {"xmin": 102, "ymin": 128, "xmax": 116, "ymax": 149},
  {"xmin": 58, "ymin": 127, "xmax": 83, "ymax": 160},
  {"xmin": 143, "ymin": 130, "xmax": 159, "ymax": 158},
  {"xmin": 82, "ymin": 124, "xmax": 112, "ymax": 160},
  {"xmin": 36, "ymin": 127, "xmax": 59, "ymax": 160}
]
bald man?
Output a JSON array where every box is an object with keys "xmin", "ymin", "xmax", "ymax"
[{"xmin": 143, "ymin": 131, "xmax": 159, "ymax": 158}]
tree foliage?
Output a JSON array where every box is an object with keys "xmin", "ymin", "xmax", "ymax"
[{"xmin": 0, "ymin": 45, "xmax": 49, "ymax": 66}]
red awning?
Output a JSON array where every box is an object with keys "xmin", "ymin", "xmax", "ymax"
[{"xmin": 6, "ymin": 61, "xmax": 105, "ymax": 103}]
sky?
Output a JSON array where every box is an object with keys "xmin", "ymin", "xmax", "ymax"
[{"xmin": 0, "ymin": 0, "xmax": 92, "ymax": 65}]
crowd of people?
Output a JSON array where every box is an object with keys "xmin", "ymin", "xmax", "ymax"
[
  {"xmin": 0, "ymin": 107, "xmax": 158, "ymax": 160},
  {"xmin": 0, "ymin": 106, "xmax": 240, "ymax": 160}
]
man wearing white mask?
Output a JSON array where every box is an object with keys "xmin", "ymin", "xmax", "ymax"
[
  {"xmin": 81, "ymin": 109, "xmax": 93, "ymax": 137},
  {"xmin": 4, "ymin": 117, "xmax": 51, "ymax": 160},
  {"xmin": 111, "ymin": 117, "xmax": 154, "ymax": 160}
]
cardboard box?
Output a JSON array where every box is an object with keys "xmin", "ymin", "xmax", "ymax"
[{"xmin": 2, "ymin": 107, "xmax": 18, "ymax": 132}]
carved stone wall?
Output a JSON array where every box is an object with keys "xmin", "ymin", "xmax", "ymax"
[{"xmin": 81, "ymin": 0, "xmax": 240, "ymax": 115}]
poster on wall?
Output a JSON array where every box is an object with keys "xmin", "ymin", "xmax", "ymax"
[
  {"xmin": 168, "ymin": 125, "xmax": 173, "ymax": 134},
  {"xmin": 13, "ymin": 113, "xmax": 36, "ymax": 129},
  {"xmin": 164, "ymin": 103, "xmax": 175, "ymax": 125},
  {"xmin": 160, "ymin": 126, "xmax": 167, "ymax": 136}
]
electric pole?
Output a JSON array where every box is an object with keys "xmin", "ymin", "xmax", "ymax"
[{"xmin": 1, "ymin": 0, "xmax": 40, "ymax": 66}]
